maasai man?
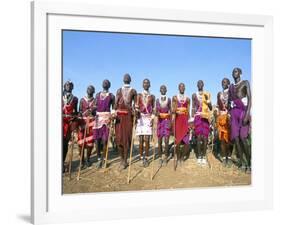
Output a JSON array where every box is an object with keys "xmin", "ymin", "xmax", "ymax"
[
  {"xmin": 62, "ymin": 81, "xmax": 78, "ymax": 172},
  {"xmin": 77, "ymin": 85, "xmax": 96, "ymax": 169},
  {"xmin": 114, "ymin": 74, "xmax": 137, "ymax": 169},
  {"xmin": 217, "ymin": 78, "xmax": 232, "ymax": 167},
  {"xmin": 135, "ymin": 79, "xmax": 156, "ymax": 167},
  {"xmin": 156, "ymin": 85, "xmax": 171, "ymax": 166},
  {"xmin": 93, "ymin": 80, "xmax": 115, "ymax": 168},
  {"xmin": 192, "ymin": 80, "xmax": 212, "ymax": 166},
  {"xmin": 229, "ymin": 68, "xmax": 251, "ymax": 171},
  {"xmin": 172, "ymin": 83, "xmax": 190, "ymax": 166}
]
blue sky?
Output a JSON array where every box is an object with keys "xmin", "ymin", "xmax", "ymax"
[{"xmin": 63, "ymin": 30, "xmax": 251, "ymax": 104}]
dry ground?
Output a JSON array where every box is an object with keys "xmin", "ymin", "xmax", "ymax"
[{"xmin": 63, "ymin": 142, "xmax": 251, "ymax": 194}]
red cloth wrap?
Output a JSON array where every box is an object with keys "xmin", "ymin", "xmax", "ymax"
[{"xmin": 175, "ymin": 113, "xmax": 189, "ymax": 144}]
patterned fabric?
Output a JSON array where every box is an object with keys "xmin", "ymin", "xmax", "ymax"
[
  {"xmin": 217, "ymin": 113, "xmax": 230, "ymax": 143},
  {"xmin": 216, "ymin": 90, "xmax": 230, "ymax": 143},
  {"xmin": 135, "ymin": 93, "xmax": 154, "ymax": 136},
  {"xmin": 156, "ymin": 98, "xmax": 171, "ymax": 138}
]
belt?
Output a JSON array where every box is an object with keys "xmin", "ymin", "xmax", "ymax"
[
  {"xmin": 159, "ymin": 113, "xmax": 170, "ymax": 119},
  {"xmin": 176, "ymin": 107, "xmax": 187, "ymax": 115},
  {"xmin": 117, "ymin": 110, "xmax": 129, "ymax": 115}
]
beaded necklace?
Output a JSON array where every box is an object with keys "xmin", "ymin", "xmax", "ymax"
[{"xmin": 159, "ymin": 95, "xmax": 168, "ymax": 108}]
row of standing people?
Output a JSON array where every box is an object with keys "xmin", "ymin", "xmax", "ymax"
[{"xmin": 62, "ymin": 67, "xmax": 251, "ymax": 173}]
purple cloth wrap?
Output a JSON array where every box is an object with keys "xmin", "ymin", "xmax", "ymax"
[{"xmin": 229, "ymin": 84, "xmax": 250, "ymax": 140}]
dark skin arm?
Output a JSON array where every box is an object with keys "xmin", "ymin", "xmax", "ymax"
[
  {"xmin": 155, "ymin": 99, "xmax": 159, "ymax": 116},
  {"xmin": 243, "ymin": 80, "xmax": 251, "ymax": 126},
  {"xmin": 111, "ymin": 93, "xmax": 116, "ymax": 111},
  {"xmin": 78, "ymin": 99, "xmax": 83, "ymax": 115},
  {"xmin": 172, "ymin": 96, "xmax": 177, "ymax": 115},
  {"xmin": 171, "ymin": 96, "xmax": 177, "ymax": 127},
  {"xmin": 151, "ymin": 95, "xmax": 156, "ymax": 115},
  {"xmin": 191, "ymin": 93, "xmax": 197, "ymax": 117},
  {"xmin": 217, "ymin": 92, "xmax": 224, "ymax": 112},
  {"xmin": 227, "ymin": 87, "xmax": 232, "ymax": 111},
  {"xmin": 109, "ymin": 93, "xmax": 115, "ymax": 120},
  {"xmin": 187, "ymin": 97, "xmax": 191, "ymax": 119},
  {"xmin": 114, "ymin": 89, "xmax": 121, "ymax": 111},
  {"xmin": 131, "ymin": 89, "xmax": 138, "ymax": 116},
  {"xmin": 151, "ymin": 95, "xmax": 156, "ymax": 126},
  {"xmin": 73, "ymin": 97, "xmax": 78, "ymax": 115}
]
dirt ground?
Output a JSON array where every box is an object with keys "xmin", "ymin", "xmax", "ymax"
[{"xmin": 63, "ymin": 142, "xmax": 251, "ymax": 194}]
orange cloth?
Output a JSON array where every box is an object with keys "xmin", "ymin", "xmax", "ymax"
[
  {"xmin": 201, "ymin": 92, "xmax": 211, "ymax": 120},
  {"xmin": 159, "ymin": 113, "xmax": 170, "ymax": 119},
  {"xmin": 217, "ymin": 113, "xmax": 230, "ymax": 143},
  {"xmin": 176, "ymin": 107, "xmax": 188, "ymax": 115}
]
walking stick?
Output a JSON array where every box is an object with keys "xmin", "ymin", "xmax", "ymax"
[
  {"xmin": 77, "ymin": 116, "xmax": 89, "ymax": 181},
  {"xmin": 68, "ymin": 131, "xmax": 75, "ymax": 180},
  {"xmin": 206, "ymin": 124, "xmax": 213, "ymax": 170},
  {"xmin": 150, "ymin": 117, "xmax": 157, "ymax": 180},
  {"xmin": 104, "ymin": 119, "xmax": 113, "ymax": 169},
  {"xmin": 173, "ymin": 115, "xmax": 177, "ymax": 171},
  {"xmin": 127, "ymin": 115, "xmax": 136, "ymax": 184}
]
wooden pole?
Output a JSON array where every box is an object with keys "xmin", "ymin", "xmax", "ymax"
[
  {"xmin": 173, "ymin": 115, "xmax": 177, "ymax": 171},
  {"xmin": 77, "ymin": 116, "xmax": 89, "ymax": 181},
  {"xmin": 68, "ymin": 131, "xmax": 75, "ymax": 180},
  {"xmin": 127, "ymin": 116, "xmax": 136, "ymax": 184},
  {"xmin": 104, "ymin": 120, "xmax": 112, "ymax": 169}
]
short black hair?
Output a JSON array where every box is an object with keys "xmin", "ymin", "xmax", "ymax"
[
  {"xmin": 233, "ymin": 67, "xmax": 242, "ymax": 75},
  {"xmin": 222, "ymin": 78, "xmax": 230, "ymax": 85},
  {"xmin": 63, "ymin": 81, "xmax": 74, "ymax": 90}
]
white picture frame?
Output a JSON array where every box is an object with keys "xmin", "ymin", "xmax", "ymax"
[{"xmin": 31, "ymin": 1, "xmax": 274, "ymax": 224}]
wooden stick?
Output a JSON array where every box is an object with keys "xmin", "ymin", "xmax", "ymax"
[
  {"xmin": 173, "ymin": 115, "xmax": 177, "ymax": 171},
  {"xmin": 104, "ymin": 120, "xmax": 112, "ymax": 169},
  {"xmin": 77, "ymin": 117, "xmax": 89, "ymax": 181},
  {"xmin": 127, "ymin": 116, "xmax": 136, "ymax": 184},
  {"xmin": 68, "ymin": 131, "xmax": 75, "ymax": 180}
]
